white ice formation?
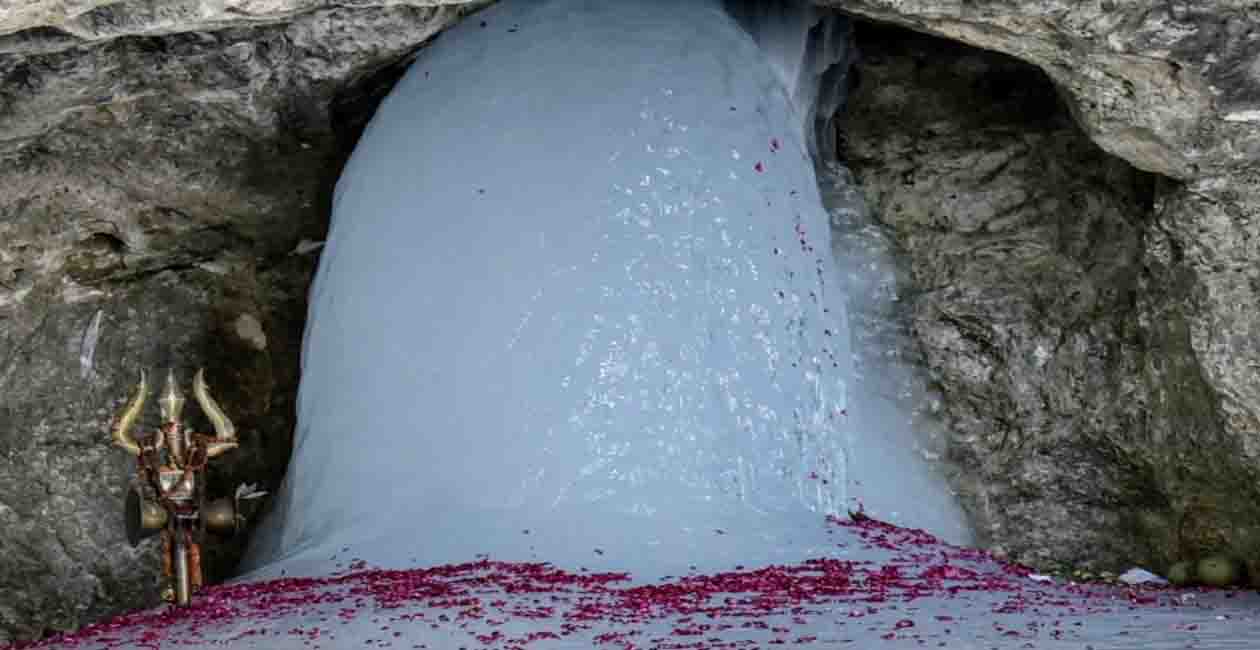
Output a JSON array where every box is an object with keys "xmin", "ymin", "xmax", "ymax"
[{"xmin": 243, "ymin": 0, "xmax": 970, "ymax": 583}]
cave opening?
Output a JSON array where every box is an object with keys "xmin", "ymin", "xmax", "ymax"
[
  {"xmin": 244, "ymin": 3, "xmax": 1170, "ymax": 584},
  {"xmin": 171, "ymin": 0, "xmax": 1177, "ymax": 594},
  {"xmin": 10, "ymin": 2, "xmax": 1260, "ymax": 646}
]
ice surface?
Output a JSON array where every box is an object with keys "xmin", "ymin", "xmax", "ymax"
[
  {"xmin": 818, "ymin": 159, "xmax": 975, "ymax": 545},
  {"xmin": 241, "ymin": 0, "xmax": 969, "ymax": 583},
  {"xmin": 722, "ymin": 0, "xmax": 855, "ymax": 160}
]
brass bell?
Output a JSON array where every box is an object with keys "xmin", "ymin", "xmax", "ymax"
[
  {"xmin": 125, "ymin": 487, "xmax": 167, "ymax": 547},
  {"xmin": 203, "ymin": 497, "xmax": 239, "ymax": 535}
]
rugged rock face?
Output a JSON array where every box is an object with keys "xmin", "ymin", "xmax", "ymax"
[
  {"xmin": 844, "ymin": 22, "xmax": 1157, "ymax": 571},
  {"xmin": 0, "ymin": 3, "xmax": 475, "ymax": 642},
  {"xmin": 0, "ymin": 0, "xmax": 1255, "ymax": 643},
  {"xmin": 831, "ymin": 8, "xmax": 1259, "ymax": 579},
  {"xmin": 817, "ymin": 5, "xmax": 1259, "ymax": 588},
  {"xmin": 825, "ymin": 0, "xmax": 1260, "ymax": 180}
]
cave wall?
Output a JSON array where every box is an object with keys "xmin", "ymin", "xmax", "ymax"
[
  {"xmin": 0, "ymin": 4, "xmax": 471, "ymax": 642},
  {"xmin": 821, "ymin": 0, "xmax": 1260, "ymax": 180},
  {"xmin": 844, "ymin": 23, "xmax": 1205, "ymax": 574},
  {"xmin": 830, "ymin": 3, "xmax": 1259, "ymax": 580},
  {"xmin": 0, "ymin": 0, "xmax": 1256, "ymax": 643},
  {"xmin": 812, "ymin": 2, "xmax": 1260, "ymax": 586}
]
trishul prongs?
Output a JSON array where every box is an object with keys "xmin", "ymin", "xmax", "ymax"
[
  {"xmin": 111, "ymin": 369, "xmax": 148, "ymax": 456},
  {"xmin": 158, "ymin": 368, "xmax": 187, "ymax": 425},
  {"xmin": 193, "ymin": 369, "xmax": 238, "ymax": 458},
  {"xmin": 110, "ymin": 368, "xmax": 239, "ymax": 458}
]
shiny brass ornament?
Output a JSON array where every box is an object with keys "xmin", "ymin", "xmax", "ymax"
[
  {"xmin": 111, "ymin": 369, "xmax": 148, "ymax": 456},
  {"xmin": 125, "ymin": 485, "xmax": 167, "ymax": 546},
  {"xmin": 203, "ymin": 497, "xmax": 238, "ymax": 535},
  {"xmin": 110, "ymin": 367, "xmax": 248, "ymax": 606}
]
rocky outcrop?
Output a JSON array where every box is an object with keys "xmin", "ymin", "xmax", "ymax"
[
  {"xmin": 830, "ymin": 4, "xmax": 1260, "ymax": 578},
  {"xmin": 0, "ymin": 0, "xmax": 1256, "ymax": 643},
  {"xmin": 823, "ymin": 11, "xmax": 1259, "ymax": 577},
  {"xmin": 819, "ymin": 5, "xmax": 1258, "ymax": 585},
  {"xmin": 0, "ymin": 3, "xmax": 474, "ymax": 642},
  {"xmin": 843, "ymin": 22, "xmax": 1154, "ymax": 572},
  {"xmin": 824, "ymin": 0, "xmax": 1260, "ymax": 180}
]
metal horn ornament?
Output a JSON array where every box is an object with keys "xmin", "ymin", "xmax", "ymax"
[
  {"xmin": 110, "ymin": 369, "xmax": 147, "ymax": 456},
  {"xmin": 193, "ymin": 368, "xmax": 237, "ymax": 458},
  {"xmin": 109, "ymin": 367, "xmax": 246, "ymax": 607}
]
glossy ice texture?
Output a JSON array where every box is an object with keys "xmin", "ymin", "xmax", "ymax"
[{"xmin": 243, "ymin": 0, "xmax": 969, "ymax": 582}]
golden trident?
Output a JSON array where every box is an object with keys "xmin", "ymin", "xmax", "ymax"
[{"xmin": 111, "ymin": 368, "xmax": 239, "ymax": 606}]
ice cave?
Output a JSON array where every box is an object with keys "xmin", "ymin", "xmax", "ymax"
[
  {"xmin": 239, "ymin": 0, "xmax": 972, "ymax": 582},
  {"xmin": 15, "ymin": 0, "xmax": 1260, "ymax": 648}
]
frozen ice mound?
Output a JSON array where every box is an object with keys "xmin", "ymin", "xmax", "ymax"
[{"xmin": 241, "ymin": 0, "xmax": 969, "ymax": 583}]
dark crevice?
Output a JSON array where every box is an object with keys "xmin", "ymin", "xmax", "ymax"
[{"xmin": 0, "ymin": 26, "xmax": 83, "ymax": 54}]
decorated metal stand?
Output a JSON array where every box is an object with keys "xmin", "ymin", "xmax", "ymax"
[{"xmin": 111, "ymin": 368, "xmax": 248, "ymax": 606}]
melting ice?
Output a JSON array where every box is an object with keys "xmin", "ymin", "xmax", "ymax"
[{"xmin": 242, "ymin": 0, "xmax": 969, "ymax": 582}]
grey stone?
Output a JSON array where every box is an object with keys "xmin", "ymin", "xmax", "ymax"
[
  {"xmin": 821, "ymin": 0, "xmax": 1260, "ymax": 180},
  {"xmin": 0, "ymin": 3, "xmax": 474, "ymax": 642},
  {"xmin": 842, "ymin": 22, "xmax": 1260, "ymax": 579}
]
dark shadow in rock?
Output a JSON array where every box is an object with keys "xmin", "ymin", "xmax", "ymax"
[{"xmin": 835, "ymin": 19, "xmax": 1211, "ymax": 578}]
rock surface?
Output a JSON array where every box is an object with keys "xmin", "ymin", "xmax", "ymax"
[
  {"xmin": 0, "ymin": 0, "xmax": 1257, "ymax": 643},
  {"xmin": 835, "ymin": 12, "xmax": 1259, "ymax": 579},
  {"xmin": 824, "ymin": 0, "xmax": 1260, "ymax": 180},
  {"xmin": 816, "ymin": 5, "xmax": 1258, "ymax": 591},
  {"xmin": 0, "ymin": 2, "xmax": 474, "ymax": 642}
]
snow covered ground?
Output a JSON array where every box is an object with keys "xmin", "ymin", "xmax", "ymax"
[
  {"xmin": 15, "ymin": 516, "xmax": 1260, "ymax": 649},
  {"xmin": 12, "ymin": 1, "xmax": 1258, "ymax": 648}
]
